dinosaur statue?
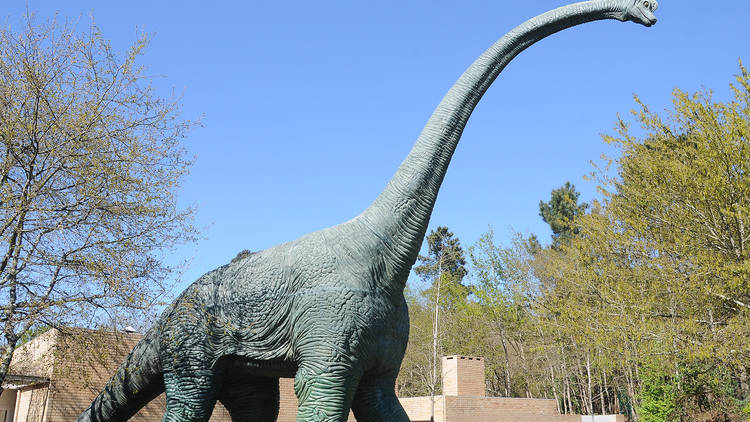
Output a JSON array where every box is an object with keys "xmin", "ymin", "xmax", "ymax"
[{"xmin": 78, "ymin": 1, "xmax": 657, "ymax": 421}]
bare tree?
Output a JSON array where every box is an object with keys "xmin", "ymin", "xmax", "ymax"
[{"xmin": 0, "ymin": 15, "xmax": 199, "ymax": 388}]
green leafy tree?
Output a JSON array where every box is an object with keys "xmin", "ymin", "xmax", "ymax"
[
  {"xmin": 636, "ymin": 366, "xmax": 677, "ymax": 422},
  {"xmin": 414, "ymin": 226, "xmax": 468, "ymax": 282},
  {"xmin": 531, "ymin": 61, "xmax": 750, "ymax": 420},
  {"xmin": 469, "ymin": 228, "xmax": 545, "ymax": 399},
  {"xmin": 539, "ymin": 182, "xmax": 588, "ymax": 247},
  {"xmin": 599, "ymin": 62, "xmax": 750, "ymax": 370},
  {"xmin": 0, "ymin": 17, "xmax": 199, "ymax": 389},
  {"xmin": 397, "ymin": 290, "xmax": 434, "ymax": 397}
]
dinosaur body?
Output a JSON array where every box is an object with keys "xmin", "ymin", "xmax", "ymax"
[{"xmin": 78, "ymin": 1, "xmax": 657, "ymax": 421}]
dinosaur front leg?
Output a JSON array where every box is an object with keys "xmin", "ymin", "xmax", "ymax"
[
  {"xmin": 294, "ymin": 360, "xmax": 361, "ymax": 422},
  {"xmin": 162, "ymin": 368, "xmax": 218, "ymax": 422},
  {"xmin": 351, "ymin": 372, "xmax": 410, "ymax": 422}
]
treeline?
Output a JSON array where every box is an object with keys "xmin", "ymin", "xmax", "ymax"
[{"xmin": 397, "ymin": 63, "xmax": 750, "ymax": 422}]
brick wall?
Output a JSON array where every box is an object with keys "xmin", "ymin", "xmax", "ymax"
[
  {"xmin": 445, "ymin": 396, "xmax": 560, "ymax": 421},
  {"xmin": 10, "ymin": 329, "xmax": 57, "ymax": 379},
  {"xmin": 442, "ymin": 356, "xmax": 485, "ymax": 397},
  {"xmin": 277, "ymin": 378, "xmax": 297, "ymax": 422},
  {"xmin": 400, "ymin": 396, "xmax": 445, "ymax": 422}
]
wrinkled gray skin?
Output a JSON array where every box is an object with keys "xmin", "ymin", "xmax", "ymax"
[{"xmin": 77, "ymin": 1, "xmax": 656, "ymax": 421}]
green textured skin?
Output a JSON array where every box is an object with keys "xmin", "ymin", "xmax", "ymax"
[{"xmin": 77, "ymin": 1, "xmax": 656, "ymax": 421}]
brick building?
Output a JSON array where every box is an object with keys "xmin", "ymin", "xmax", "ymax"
[{"xmin": 3, "ymin": 329, "xmax": 622, "ymax": 422}]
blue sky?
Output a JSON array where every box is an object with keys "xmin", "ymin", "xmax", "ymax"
[{"xmin": 5, "ymin": 1, "xmax": 750, "ymax": 292}]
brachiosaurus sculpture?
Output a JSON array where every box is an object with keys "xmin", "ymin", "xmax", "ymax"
[{"xmin": 78, "ymin": 1, "xmax": 657, "ymax": 421}]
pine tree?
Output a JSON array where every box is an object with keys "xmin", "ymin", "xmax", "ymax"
[{"xmin": 539, "ymin": 182, "xmax": 588, "ymax": 247}]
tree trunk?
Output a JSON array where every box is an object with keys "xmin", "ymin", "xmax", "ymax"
[
  {"xmin": 627, "ymin": 365, "xmax": 638, "ymax": 422},
  {"xmin": 601, "ymin": 366, "xmax": 609, "ymax": 415},
  {"xmin": 739, "ymin": 366, "xmax": 750, "ymax": 399},
  {"xmin": 518, "ymin": 340, "xmax": 533, "ymax": 398},
  {"xmin": 538, "ymin": 327, "xmax": 561, "ymax": 414},
  {"xmin": 586, "ymin": 352, "xmax": 594, "ymax": 415},
  {"xmin": 566, "ymin": 376, "xmax": 573, "ymax": 414},
  {"xmin": 574, "ymin": 357, "xmax": 588, "ymax": 414},
  {"xmin": 499, "ymin": 329, "xmax": 512, "ymax": 397},
  {"xmin": 560, "ymin": 344, "xmax": 573, "ymax": 414},
  {"xmin": 0, "ymin": 340, "xmax": 18, "ymax": 395},
  {"xmin": 550, "ymin": 363, "xmax": 560, "ymax": 413},
  {"xmin": 430, "ymin": 264, "xmax": 443, "ymax": 422}
]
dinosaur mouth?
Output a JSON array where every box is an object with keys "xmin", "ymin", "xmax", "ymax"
[{"xmin": 637, "ymin": 9, "xmax": 657, "ymax": 27}]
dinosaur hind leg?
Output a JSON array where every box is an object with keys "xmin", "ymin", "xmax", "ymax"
[
  {"xmin": 294, "ymin": 360, "xmax": 361, "ymax": 422},
  {"xmin": 218, "ymin": 376, "xmax": 280, "ymax": 422},
  {"xmin": 162, "ymin": 369, "xmax": 218, "ymax": 422}
]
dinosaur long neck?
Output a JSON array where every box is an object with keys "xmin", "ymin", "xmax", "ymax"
[{"xmin": 359, "ymin": 1, "xmax": 626, "ymax": 289}]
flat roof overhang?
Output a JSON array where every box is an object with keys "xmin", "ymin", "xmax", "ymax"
[{"xmin": 2, "ymin": 374, "xmax": 49, "ymax": 390}]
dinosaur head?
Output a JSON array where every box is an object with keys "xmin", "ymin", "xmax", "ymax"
[{"xmin": 615, "ymin": 0, "xmax": 658, "ymax": 27}]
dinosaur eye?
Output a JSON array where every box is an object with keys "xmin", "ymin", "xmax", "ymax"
[{"xmin": 643, "ymin": 1, "xmax": 649, "ymax": 6}]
